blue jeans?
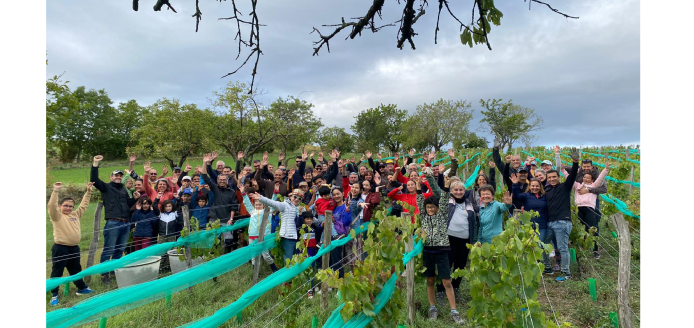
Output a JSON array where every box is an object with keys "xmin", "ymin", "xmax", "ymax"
[
  {"xmin": 100, "ymin": 220, "xmax": 131, "ymax": 265},
  {"xmin": 281, "ymin": 238, "xmax": 297, "ymax": 264},
  {"xmin": 544, "ymin": 220, "xmax": 573, "ymax": 274}
]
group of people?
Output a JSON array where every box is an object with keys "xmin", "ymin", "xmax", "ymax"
[{"xmin": 48, "ymin": 142, "xmax": 608, "ymax": 325}]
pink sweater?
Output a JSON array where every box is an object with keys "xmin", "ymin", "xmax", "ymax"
[{"xmin": 572, "ymin": 167, "xmax": 609, "ymax": 208}]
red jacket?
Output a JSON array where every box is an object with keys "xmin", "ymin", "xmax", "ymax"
[
  {"xmin": 359, "ymin": 192, "xmax": 381, "ymax": 222},
  {"xmin": 387, "ymin": 187, "xmax": 433, "ymax": 223},
  {"xmin": 315, "ymin": 198, "xmax": 336, "ymax": 215},
  {"xmin": 144, "ymin": 178, "xmax": 175, "ymax": 211}
]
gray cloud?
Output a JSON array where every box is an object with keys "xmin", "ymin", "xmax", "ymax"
[{"xmin": 47, "ymin": 0, "xmax": 639, "ymax": 147}]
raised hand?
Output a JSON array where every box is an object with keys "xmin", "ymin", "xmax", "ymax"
[
  {"xmin": 302, "ymin": 149, "xmax": 308, "ymax": 161},
  {"xmin": 394, "ymin": 152, "xmax": 400, "ymax": 162},
  {"xmin": 249, "ymin": 192, "xmax": 262, "ymax": 201},
  {"xmin": 377, "ymin": 153, "xmax": 382, "ymax": 160},
  {"xmin": 444, "ymin": 175, "xmax": 451, "ymax": 188},
  {"xmin": 288, "ymin": 168, "xmax": 296, "ymax": 177},
  {"xmin": 278, "ymin": 152, "xmax": 285, "ymax": 162},
  {"xmin": 502, "ymin": 191, "xmax": 513, "ymax": 205},
  {"xmin": 157, "ymin": 191, "xmax": 163, "ymax": 199},
  {"xmin": 333, "ymin": 149, "xmax": 340, "ymax": 159},
  {"xmin": 162, "ymin": 164, "xmax": 169, "ymax": 176},
  {"xmin": 605, "ymin": 161, "xmax": 611, "ymax": 170},
  {"xmin": 238, "ymin": 184, "xmax": 245, "ymax": 194},
  {"xmin": 133, "ymin": 191, "xmax": 141, "ymax": 199},
  {"xmin": 195, "ymin": 165, "xmax": 202, "ymax": 173},
  {"xmin": 428, "ymin": 151, "xmax": 436, "ymax": 162},
  {"xmin": 53, "ymin": 182, "xmax": 63, "ymax": 191},
  {"xmin": 143, "ymin": 161, "xmax": 152, "ymax": 173},
  {"xmin": 310, "ymin": 151, "xmax": 315, "ymax": 158},
  {"xmin": 374, "ymin": 172, "xmax": 382, "ymax": 185},
  {"xmin": 261, "ymin": 152, "xmax": 269, "ymax": 167},
  {"xmin": 408, "ymin": 149, "xmax": 415, "ymax": 158},
  {"xmin": 202, "ymin": 153, "xmax": 212, "ymax": 164},
  {"xmin": 211, "ymin": 150, "xmax": 219, "ymax": 161},
  {"xmin": 493, "ymin": 137, "xmax": 501, "ymax": 149},
  {"xmin": 318, "ymin": 152, "xmax": 324, "ymax": 162},
  {"xmin": 237, "ymin": 151, "xmax": 244, "ymax": 160},
  {"xmin": 129, "ymin": 153, "xmax": 137, "ymax": 162},
  {"xmin": 438, "ymin": 163, "xmax": 445, "ymax": 173},
  {"xmin": 93, "ymin": 155, "xmax": 104, "ymax": 166},
  {"xmin": 365, "ymin": 150, "xmax": 372, "ymax": 159},
  {"xmin": 570, "ymin": 147, "xmax": 580, "ymax": 162},
  {"xmin": 447, "ymin": 148, "xmax": 455, "ymax": 159},
  {"xmin": 124, "ymin": 169, "xmax": 132, "ymax": 176},
  {"xmin": 489, "ymin": 161, "xmax": 496, "ymax": 169},
  {"xmin": 504, "ymin": 155, "xmax": 512, "ymax": 163},
  {"xmin": 510, "ymin": 173, "xmax": 519, "ymax": 184},
  {"xmin": 185, "ymin": 162, "xmax": 193, "ymax": 172},
  {"xmin": 390, "ymin": 173, "xmax": 397, "ymax": 182},
  {"xmin": 554, "ymin": 145, "xmax": 560, "ymax": 154},
  {"xmin": 360, "ymin": 154, "xmax": 365, "ymax": 162}
]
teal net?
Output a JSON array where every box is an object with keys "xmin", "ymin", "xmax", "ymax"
[
  {"xmin": 46, "ymin": 234, "xmax": 277, "ymax": 328},
  {"xmin": 464, "ymin": 165, "xmax": 481, "ymax": 190},
  {"xmin": 180, "ymin": 223, "xmax": 373, "ymax": 328},
  {"xmin": 46, "ymin": 218, "xmax": 250, "ymax": 292},
  {"xmin": 600, "ymin": 194, "xmax": 640, "ymax": 220},
  {"xmin": 322, "ymin": 238, "xmax": 423, "ymax": 327}
]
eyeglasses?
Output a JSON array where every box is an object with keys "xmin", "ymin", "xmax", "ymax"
[
  {"xmin": 290, "ymin": 195, "xmax": 302, "ymax": 200},
  {"xmin": 150, "ymin": 173, "xmax": 157, "ymax": 176}
]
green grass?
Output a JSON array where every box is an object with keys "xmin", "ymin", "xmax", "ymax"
[{"xmin": 45, "ymin": 156, "xmax": 640, "ymax": 327}]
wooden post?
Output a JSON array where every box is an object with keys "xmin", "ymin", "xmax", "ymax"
[
  {"xmin": 253, "ymin": 207, "xmax": 271, "ymax": 284},
  {"xmin": 181, "ymin": 205, "xmax": 193, "ymax": 269},
  {"xmin": 629, "ymin": 166, "xmax": 634, "ymax": 194},
  {"xmin": 85, "ymin": 202, "xmax": 103, "ymax": 283},
  {"xmin": 612, "ymin": 213, "xmax": 635, "ymax": 328},
  {"xmin": 625, "ymin": 148, "xmax": 630, "ymax": 160},
  {"xmin": 321, "ymin": 210, "xmax": 333, "ymax": 310},
  {"xmin": 405, "ymin": 221, "xmax": 415, "ymax": 326}
]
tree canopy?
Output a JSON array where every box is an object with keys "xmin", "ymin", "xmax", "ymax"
[
  {"xmin": 478, "ymin": 98, "xmax": 543, "ymax": 151},
  {"xmin": 406, "ymin": 99, "xmax": 474, "ymax": 152},
  {"xmin": 351, "ymin": 104, "xmax": 407, "ymax": 153}
]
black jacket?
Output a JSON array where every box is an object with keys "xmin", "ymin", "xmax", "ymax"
[
  {"xmin": 91, "ymin": 166, "xmax": 136, "ymax": 219},
  {"xmin": 545, "ymin": 162, "xmax": 579, "ymax": 222},
  {"xmin": 202, "ymin": 173, "xmax": 240, "ymax": 220}
]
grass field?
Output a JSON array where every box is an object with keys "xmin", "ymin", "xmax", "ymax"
[{"xmin": 45, "ymin": 154, "xmax": 641, "ymax": 327}]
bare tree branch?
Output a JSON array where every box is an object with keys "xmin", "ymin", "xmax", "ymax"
[
  {"xmin": 192, "ymin": 0, "xmax": 202, "ymax": 32},
  {"xmin": 530, "ymin": 0, "xmax": 579, "ymax": 19}
]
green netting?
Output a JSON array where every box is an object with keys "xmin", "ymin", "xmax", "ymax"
[
  {"xmin": 46, "ymin": 218, "xmax": 250, "ymax": 292},
  {"xmin": 323, "ymin": 274, "xmax": 398, "ymax": 328},
  {"xmin": 323, "ymin": 238, "xmax": 423, "ymax": 327},
  {"xmin": 46, "ymin": 234, "xmax": 277, "ymax": 328},
  {"xmin": 457, "ymin": 152, "xmax": 481, "ymax": 168},
  {"xmin": 180, "ymin": 223, "xmax": 373, "ymax": 328},
  {"xmin": 600, "ymin": 194, "xmax": 640, "ymax": 220},
  {"xmin": 605, "ymin": 176, "xmax": 640, "ymax": 188},
  {"xmin": 464, "ymin": 165, "xmax": 481, "ymax": 190},
  {"xmin": 626, "ymin": 158, "xmax": 640, "ymax": 165}
]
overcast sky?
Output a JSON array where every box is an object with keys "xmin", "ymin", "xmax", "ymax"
[{"xmin": 46, "ymin": 0, "xmax": 640, "ymax": 148}]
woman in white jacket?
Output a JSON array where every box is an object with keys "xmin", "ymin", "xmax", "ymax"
[{"xmin": 249, "ymin": 189, "xmax": 306, "ymax": 263}]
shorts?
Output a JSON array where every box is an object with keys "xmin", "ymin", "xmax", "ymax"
[{"xmin": 423, "ymin": 250, "xmax": 451, "ymax": 279}]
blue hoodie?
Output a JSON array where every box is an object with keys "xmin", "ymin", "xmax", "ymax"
[
  {"xmin": 131, "ymin": 207, "xmax": 160, "ymax": 237},
  {"xmin": 190, "ymin": 189, "xmax": 212, "ymax": 229}
]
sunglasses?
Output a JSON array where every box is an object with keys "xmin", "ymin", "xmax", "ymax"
[
  {"xmin": 290, "ymin": 195, "xmax": 303, "ymax": 200},
  {"xmin": 150, "ymin": 173, "xmax": 157, "ymax": 176}
]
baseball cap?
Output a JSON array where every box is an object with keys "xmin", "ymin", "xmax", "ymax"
[
  {"xmin": 173, "ymin": 166, "xmax": 182, "ymax": 171},
  {"xmin": 182, "ymin": 188, "xmax": 193, "ymax": 195},
  {"xmin": 385, "ymin": 160, "xmax": 394, "ymax": 164},
  {"xmin": 111, "ymin": 170, "xmax": 124, "ymax": 176},
  {"xmin": 299, "ymin": 181, "xmax": 308, "ymax": 187},
  {"xmin": 518, "ymin": 167, "xmax": 528, "ymax": 173},
  {"xmin": 182, "ymin": 176, "xmax": 192, "ymax": 181},
  {"xmin": 541, "ymin": 160, "xmax": 552, "ymax": 166},
  {"xmin": 530, "ymin": 160, "xmax": 537, "ymax": 165}
]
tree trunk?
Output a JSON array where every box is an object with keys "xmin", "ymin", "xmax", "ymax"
[
  {"xmin": 178, "ymin": 154, "xmax": 189, "ymax": 168},
  {"xmin": 76, "ymin": 144, "xmax": 83, "ymax": 164}
]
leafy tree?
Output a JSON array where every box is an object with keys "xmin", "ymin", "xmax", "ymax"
[
  {"xmin": 351, "ymin": 103, "xmax": 407, "ymax": 153},
  {"xmin": 46, "ymin": 74, "xmax": 78, "ymax": 146},
  {"xmin": 317, "ymin": 126, "xmax": 354, "ymax": 153},
  {"xmin": 207, "ymin": 81, "xmax": 279, "ymax": 167},
  {"xmin": 478, "ymin": 99, "xmax": 543, "ymax": 151},
  {"xmin": 114, "ymin": 100, "xmax": 145, "ymax": 150},
  {"xmin": 454, "ymin": 132, "xmax": 489, "ymax": 149},
  {"xmin": 52, "ymin": 86, "xmax": 117, "ymax": 163},
  {"xmin": 267, "ymin": 96, "xmax": 323, "ymax": 156},
  {"xmin": 130, "ymin": 98, "xmax": 215, "ymax": 168},
  {"xmin": 407, "ymin": 99, "xmax": 474, "ymax": 152}
]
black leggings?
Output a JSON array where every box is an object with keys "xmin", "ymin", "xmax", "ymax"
[
  {"xmin": 578, "ymin": 206, "xmax": 599, "ymax": 252},
  {"xmin": 436, "ymin": 236, "xmax": 470, "ymax": 292}
]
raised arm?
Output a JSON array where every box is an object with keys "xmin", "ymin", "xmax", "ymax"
[
  {"xmin": 425, "ymin": 174, "xmax": 442, "ymax": 199},
  {"xmin": 48, "ymin": 183, "xmax": 63, "ymax": 221},
  {"xmin": 447, "ymin": 149, "xmax": 458, "ymax": 178},
  {"xmin": 90, "ymin": 155, "xmax": 107, "ymax": 191},
  {"xmin": 591, "ymin": 164, "xmax": 611, "ymax": 189},
  {"xmin": 488, "ymin": 161, "xmax": 497, "ymax": 191},
  {"xmin": 563, "ymin": 148, "xmax": 581, "ymax": 190},
  {"xmin": 492, "ymin": 139, "xmax": 507, "ymax": 175},
  {"xmin": 74, "ymin": 183, "xmax": 94, "ymax": 219}
]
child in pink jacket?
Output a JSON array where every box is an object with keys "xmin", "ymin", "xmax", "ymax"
[{"xmin": 572, "ymin": 162, "xmax": 610, "ymax": 257}]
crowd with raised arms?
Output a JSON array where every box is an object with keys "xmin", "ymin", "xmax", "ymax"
[{"xmin": 47, "ymin": 141, "xmax": 609, "ymax": 324}]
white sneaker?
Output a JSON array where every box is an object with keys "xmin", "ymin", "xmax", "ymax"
[{"xmin": 549, "ymin": 251, "xmax": 555, "ymax": 258}]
